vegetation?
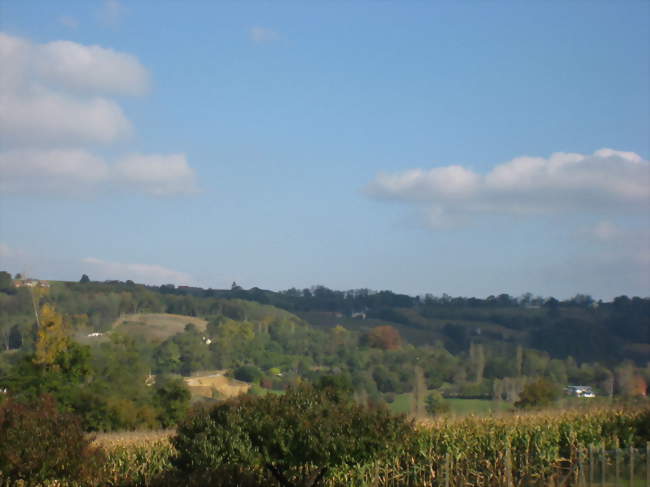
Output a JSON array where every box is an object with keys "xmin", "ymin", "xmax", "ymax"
[
  {"xmin": 514, "ymin": 377, "xmax": 562, "ymax": 409},
  {"xmin": 172, "ymin": 383, "xmax": 414, "ymax": 487},
  {"xmin": 0, "ymin": 273, "xmax": 648, "ymax": 437},
  {"xmin": 18, "ymin": 402, "xmax": 647, "ymax": 486},
  {"xmin": 0, "ymin": 394, "xmax": 104, "ymax": 485}
]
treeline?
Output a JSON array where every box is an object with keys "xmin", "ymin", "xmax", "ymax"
[{"xmin": 4, "ymin": 274, "xmax": 647, "ymax": 363}]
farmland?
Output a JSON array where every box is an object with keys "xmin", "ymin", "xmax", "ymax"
[
  {"xmin": 111, "ymin": 313, "xmax": 208, "ymax": 341},
  {"xmin": 86, "ymin": 404, "xmax": 649, "ymax": 487}
]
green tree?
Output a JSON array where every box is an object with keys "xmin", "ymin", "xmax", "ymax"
[
  {"xmin": 0, "ymin": 271, "xmax": 13, "ymax": 293},
  {"xmin": 233, "ymin": 364, "xmax": 263, "ymax": 383},
  {"xmin": 425, "ymin": 390, "xmax": 450, "ymax": 416},
  {"xmin": 514, "ymin": 378, "xmax": 560, "ymax": 409},
  {"xmin": 153, "ymin": 375, "xmax": 191, "ymax": 428},
  {"xmin": 172, "ymin": 384, "xmax": 415, "ymax": 487}
]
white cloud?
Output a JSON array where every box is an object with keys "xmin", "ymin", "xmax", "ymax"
[
  {"xmin": 249, "ymin": 27, "xmax": 281, "ymax": 43},
  {"xmin": 0, "ymin": 148, "xmax": 108, "ymax": 194},
  {"xmin": 0, "ymin": 32, "xmax": 149, "ymax": 96},
  {"xmin": 0, "ymin": 32, "xmax": 148, "ymax": 147},
  {"xmin": 113, "ymin": 153, "xmax": 200, "ymax": 196},
  {"xmin": 1, "ymin": 91, "xmax": 133, "ymax": 146},
  {"xmin": 35, "ymin": 40, "xmax": 149, "ymax": 96},
  {"xmin": 366, "ymin": 149, "xmax": 650, "ymax": 224},
  {"xmin": 58, "ymin": 16, "xmax": 79, "ymax": 29},
  {"xmin": 0, "ymin": 149, "xmax": 199, "ymax": 197},
  {"xmin": 0, "ymin": 33, "xmax": 199, "ymax": 199},
  {"xmin": 82, "ymin": 257, "xmax": 195, "ymax": 286}
]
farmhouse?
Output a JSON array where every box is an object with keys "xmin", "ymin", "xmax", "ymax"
[
  {"xmin": 13, "ymin": 278, "xmax": 50, "ymax": 288},
  {"xmin": 565, "ymin": 385, "xmax": 595, "ymax": 398}
]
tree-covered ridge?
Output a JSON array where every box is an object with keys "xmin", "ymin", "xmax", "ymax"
[
  {"xmin": 4, "ymin": 275, "xmax": 645, "ymax": 363},
  {"xmin": 1, "ymin": 272, "xmax": 648, "ymax": 431}
]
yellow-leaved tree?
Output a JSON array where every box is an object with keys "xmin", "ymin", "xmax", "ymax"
[{"xmin": 34, "ymin": 303, "xmax": 70, "ymax": 368}]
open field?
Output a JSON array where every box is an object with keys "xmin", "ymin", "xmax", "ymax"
[
  {"xmin": 111, "ymin": 313, "xmax": 208, "ymax": 341},
  {"xmin": 184, "ymin": 371, "xmax": 251, "ymax": 399},
  {"xmin": 389, "ymin": 392, "xmax": 513, "ymax": 415}
]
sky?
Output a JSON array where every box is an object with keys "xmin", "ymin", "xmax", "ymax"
[{"xmin": 0, "ymin": 1, "xmax": 648, "ymax": 300}]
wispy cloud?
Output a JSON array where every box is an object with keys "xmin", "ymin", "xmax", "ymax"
[
  {"xmin": 82, "ymin": 257, "xmax": 195, "ymax": 286},
  {"xmin": 0, "ymin": 243, "xmax": 14, "ymax": 259},
  {"xmin": 249, "ymin": 26, "xmax": 281, "ymax": 43},
  {"xmin": 58, "ymin": 16, "xmax": 79, "ymax": 29},
  {"xmin": 99, "ymin": 0, "xmax": 125, "ymax": 27},
  {"xmin": 113, "ymin": 153, "xmax": 200, "ymax": 196}
]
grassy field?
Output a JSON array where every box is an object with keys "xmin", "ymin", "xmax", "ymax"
[
  {"xmin": 389, "ymin": 392, "xmax": 513, "ymax": 415},
  {"xmin": 111, "ymin": 313, "xmax": 208, "ymax": 341}
]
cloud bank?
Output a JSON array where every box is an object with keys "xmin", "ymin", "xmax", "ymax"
[
  {"xmin": 366, "ymin": 149, "xmax": 649, "ymax": 224},
  {"xmin": 0, "ymin": 33, "xmax": 199, "ymax": 198}
]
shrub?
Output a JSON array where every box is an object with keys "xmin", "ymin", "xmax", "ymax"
[
  {"xmin": 0, "ymin": 394, "xmax": 105, "ymax": 484},
  {"xmin": 425, "ymin": 390, "xmax": 450, "ymax": 415},
  {"xmin": 233, "ymin": 364, "xmax": 263, "ymax": 383},
  {"xmin": 515, "ymin": 378, "xmax": 561, "ymax": 409},
  {"xmin": 172, "ymin": 384, "xmax": 415, "ymax": 487}
]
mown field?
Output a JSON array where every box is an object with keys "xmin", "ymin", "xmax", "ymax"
[
  {"xmin": 112, "ymin": 313, "xmax": 208, "ymax": 341},
  {"xmin": 389, "ymin": 394, "xmax": 513, "ymax": 415},
  {"xmin": 89, "ymin": 405, "xmax": 649, "ymax": 487}
]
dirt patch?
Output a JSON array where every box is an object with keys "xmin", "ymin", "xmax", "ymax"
[{"xmin": 184, "ymin": 373, "xmax": 250, "ymax": 399}]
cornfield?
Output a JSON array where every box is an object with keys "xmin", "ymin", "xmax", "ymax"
[
  {"xmin": 82, "ymin": 406, "xmax": 650, "ymax": 486},
  {"xmin": 326, "ymin": 407, "xmax": 649, "ymax": 486}
]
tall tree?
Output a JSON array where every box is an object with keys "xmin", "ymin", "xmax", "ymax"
[{"xmin": 34, "ymin": 304, "xmax": 70, "ymax": 369}]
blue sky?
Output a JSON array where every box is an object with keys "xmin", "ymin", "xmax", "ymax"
[{"xmin": 0, "ymin": 1, "xmax": 648, "ymax": 299}]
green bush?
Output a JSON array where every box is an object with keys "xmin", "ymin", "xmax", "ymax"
[
  {"xmin": 0, "ymin": 394, "xmax": 105, "ymax": 485},
  {"xmin": 425, "ymin": 390, "xmax": 450, "ymax": 415},
  {"xmin": 515, "ymin": 378, "xmax": 561, "ymax": 409},
  {"xmin": 233, "ymin": 364, "xmax": 263, "ymax": 383},
  {"xmin": 172, "ymin": 384, "xmax": 415, "ymax": 487}
]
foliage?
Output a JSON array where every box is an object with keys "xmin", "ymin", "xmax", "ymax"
[
  {"xmin": 364, "ymin": 325, "xmax": 401, "ymax": 350},
  {"xmin": 89, "ymin": 405, "xmax": 648, "ymax": 487},
  {"xmin": 153, "ymin": 375, "xmax": 192, "ymax": 428},
  {"xmin": 233, "ymin": 364, "xmax": 263, "ymax": 383},
  {"xmin": 34, "ymin": 303, "xmax": 70, "ymax": 367},
  {"xmin": 0, "ymin": 394, "xmax": 105, "ymax": 485},
  {"xmin": 172, "ymin": 384, "xmax": 416, "ymax": 487},
  {"xmin": 515, "ymin": 378, "xmax": 561, "ymax": 409},
  {"xmin": 425, "ymin": 390, "xmax": 450, "ymax": 415}
]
